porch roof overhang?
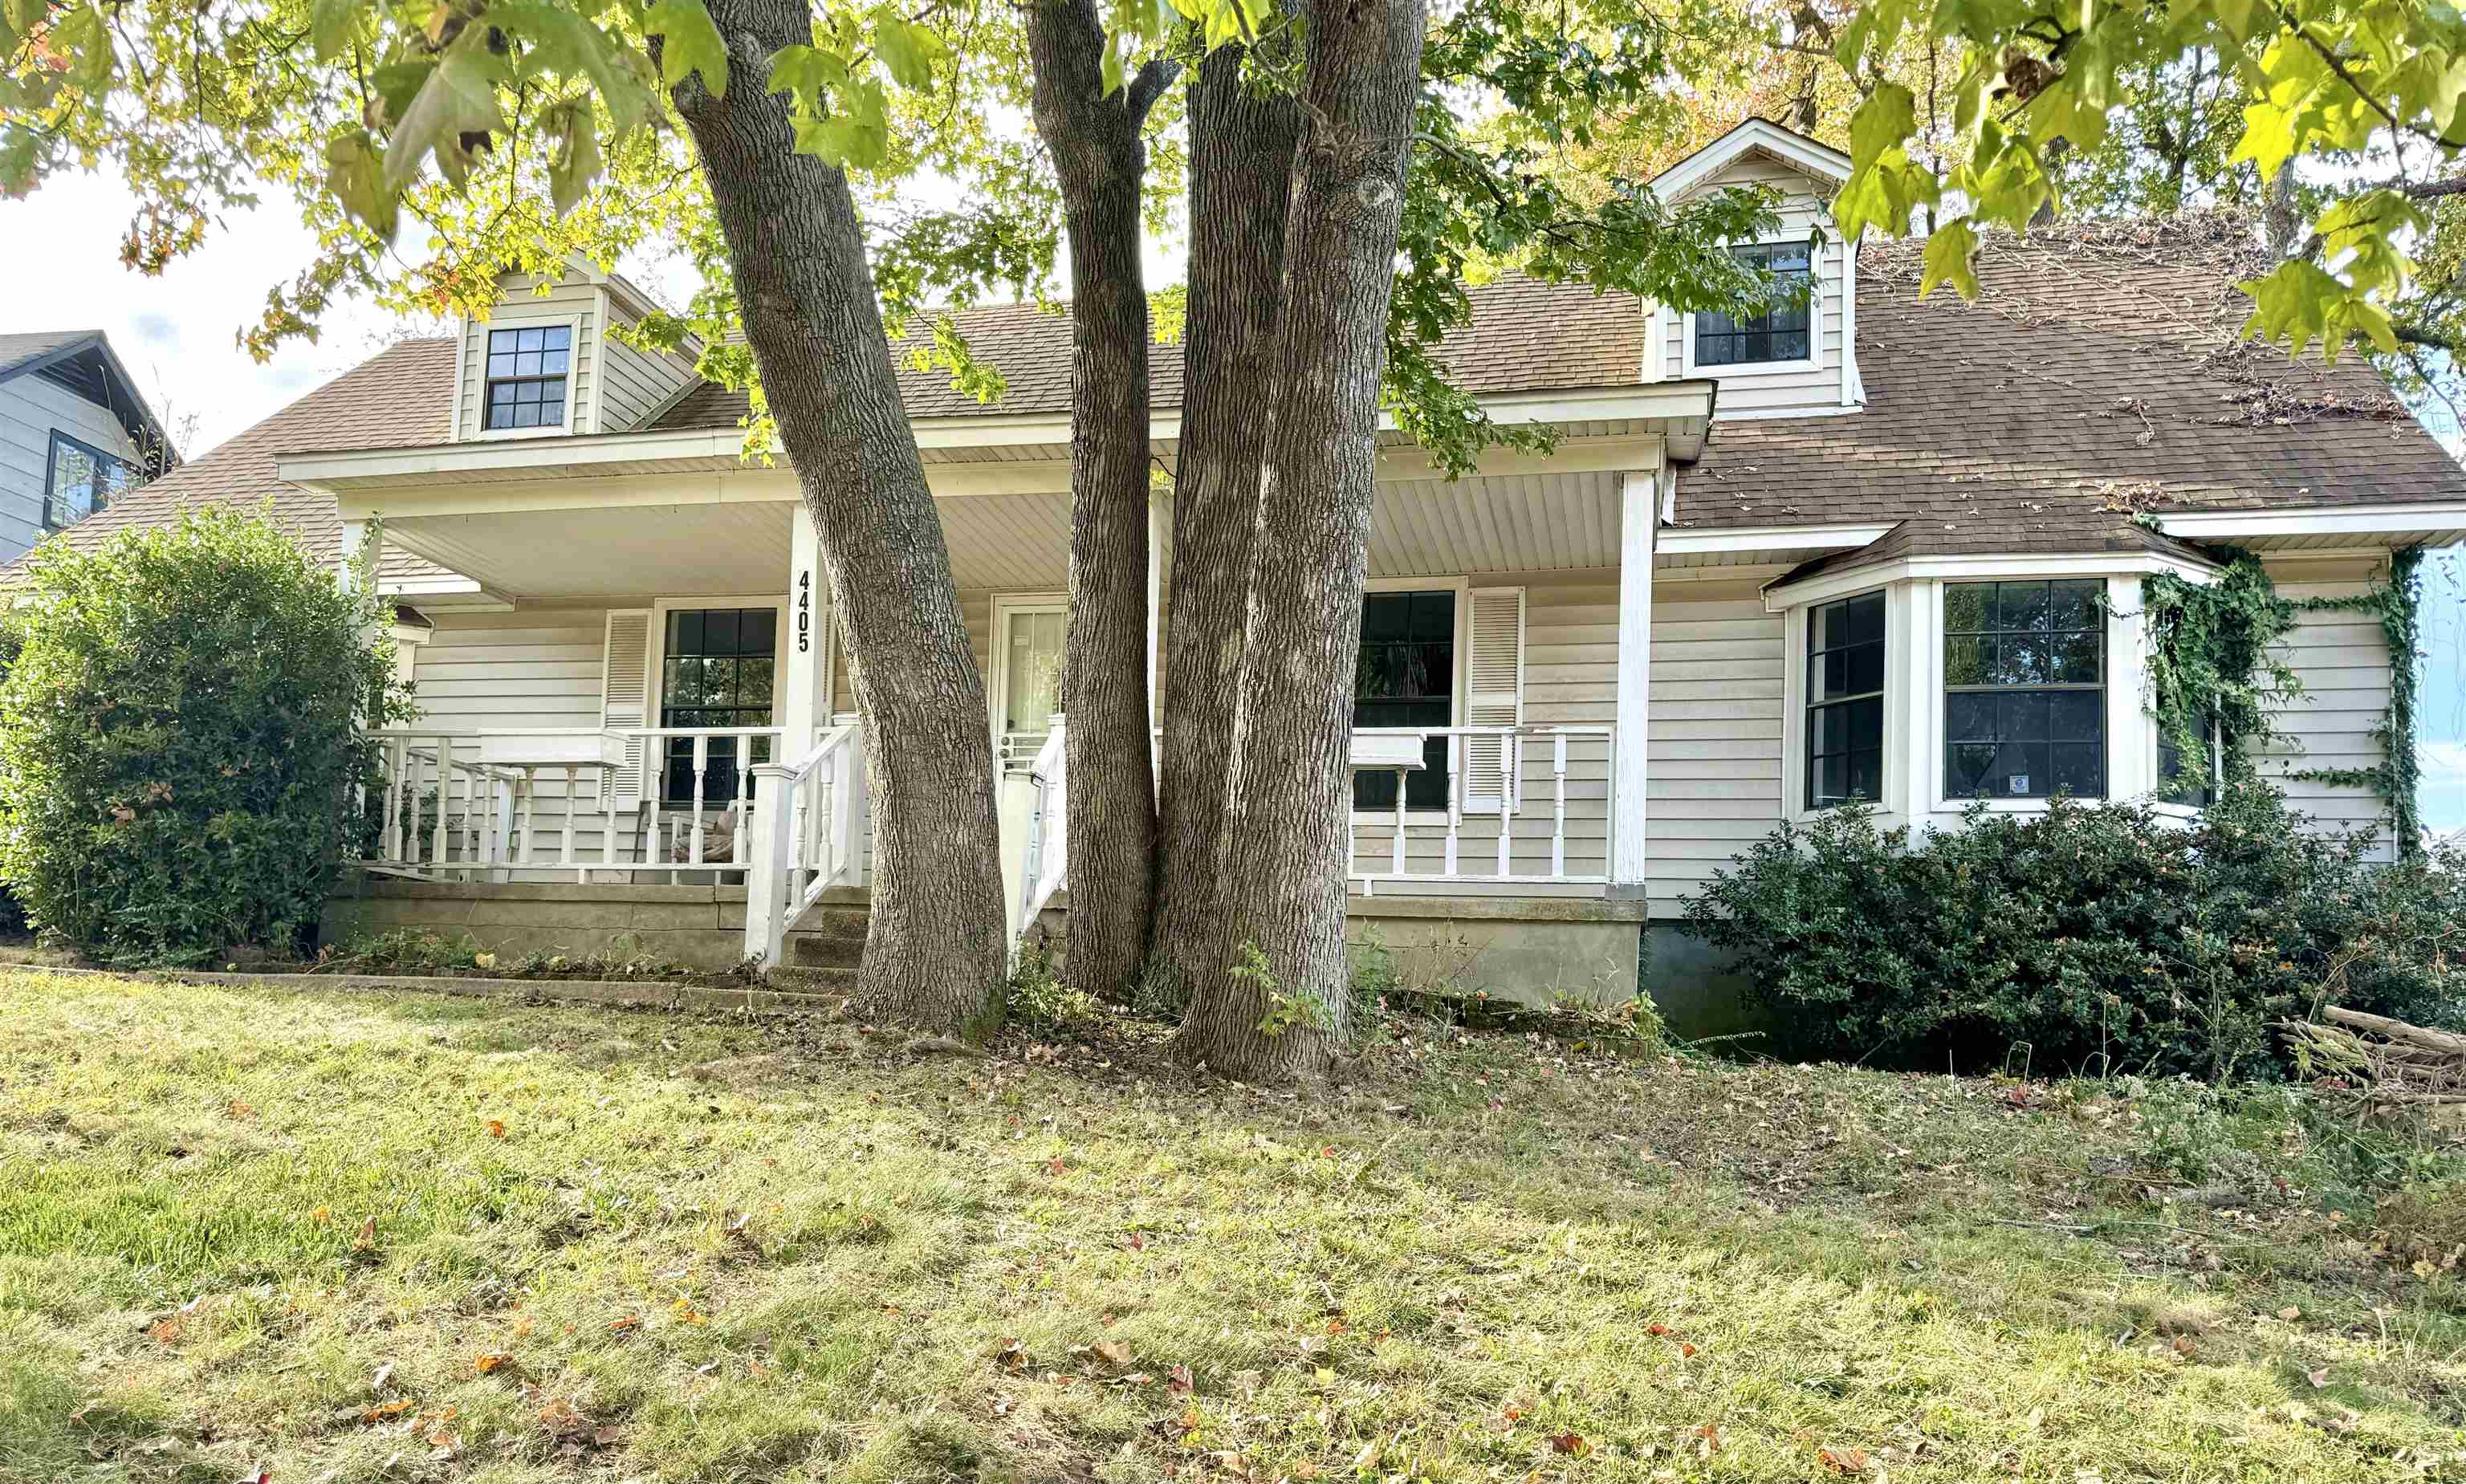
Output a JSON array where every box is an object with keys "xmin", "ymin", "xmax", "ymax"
[
  {"xmin": 2151, "ymin": 500, "xmax": 2466, "ymax": 555},
  {"xmin": 279, "ymin": 383, "xmax": 1716, "ymax": 601}
]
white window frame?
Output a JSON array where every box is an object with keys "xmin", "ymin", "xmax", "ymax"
[
  {"xmin": 647, "ymin": 596, "xmax": 790, "ymax": 730},
  {"xmin": 988, "ymin": 592, "xmax": 1070, "ymax": 759},
  {"xmin": 1679, "ymin": 236, "xmax": 1823, "ymax": 379},
  {"xmin": 1773, "ymin": 557, "xmax": 2217, "ymax": 827},
  {"xmin": 1350, "ymin": 575, "xmax": 1471, "ymax": 821},
  {"xmin": 470, "ymin": 314, "xmax": 583, "ymax": 441}
]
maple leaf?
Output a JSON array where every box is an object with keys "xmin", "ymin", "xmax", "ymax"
[
  {"xmin": 1551, "ymin": 1432, "xmax": 1589, "ymax": 1455},
  {"xmin": 1166, "ymin": 1363, "xmax": 1194, "ymax": 1394},
  {"xmin": 1818, "ymin": 1445, "xmax": 1869, "ymax": 1474},
  {"xmin": 473, "ymin": 1352, "xmax": 510, "ymax": 1374}
]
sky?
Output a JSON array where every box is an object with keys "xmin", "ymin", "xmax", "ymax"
[{"xmin": 3, "ymin": 168, "xmax": 2464, "ymax": 834}]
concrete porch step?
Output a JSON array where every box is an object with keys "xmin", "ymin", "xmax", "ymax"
[
  {"xmin": 765, "ymin": 964, "xmax": 857, "ymax": 994},
  {"xmin": 783, "ymin": 899, "xmax": 868, "ymax": 971}
]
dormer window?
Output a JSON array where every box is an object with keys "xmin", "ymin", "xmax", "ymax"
[
  {"xmin": 1695, "ymin": 242, "xmax": 1812, "ymax": 367},
  {"xmin": 482, "ymin": 324, "xmax": 572, "ymax": 432}
]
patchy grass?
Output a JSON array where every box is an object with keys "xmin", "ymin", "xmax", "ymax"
[{"xmin": 2, "ymin": 971, "xmax": 2464, "ymax": 1483}]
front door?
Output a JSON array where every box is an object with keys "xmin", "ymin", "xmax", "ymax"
[{"xmin": 994, "ymin": 602, "xmax": 1066, "ymax": 771}]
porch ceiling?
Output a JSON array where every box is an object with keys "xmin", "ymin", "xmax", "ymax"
[
  {"xmin": 1371, "ymin": 471, "xmax": 1626, "ymax": 575},
  {"xmin": 382, "ymin": 491, "xmax": 1079, "ymax": 600}
]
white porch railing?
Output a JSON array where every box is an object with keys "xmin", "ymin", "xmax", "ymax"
[
  {"xmin": 1348, "ymin": 725, "xmax": 1615, "ymax": 894},
  {"xmin": 743, "ymin": 722, "xmax": 868, "ymax": 966},
  {"xmin": 359, "ymin": 726, "xmax": 786, "ymax": 884},
  {"xmin": 1014, "ymin": 723, "xmax": 1068, "ymax": 951}
]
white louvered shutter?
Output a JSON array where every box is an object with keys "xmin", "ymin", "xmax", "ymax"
[
  {"xmin": 1463, "ymin": 586, "xmax": 1525, "ymax": 813},
  {"xmin": 600, "ymin": 609, "xmax": 653, "ymax": 801}
]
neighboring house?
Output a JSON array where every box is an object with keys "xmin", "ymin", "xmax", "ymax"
[
  {"xmin": 0, "ymin": 330, "xmax": 175, "ymax": 563},
  {"xmin": 32, "ymin": 120, "xmax": 2466, "ymax": 1001}
]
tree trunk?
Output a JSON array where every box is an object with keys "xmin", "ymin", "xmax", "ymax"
[
  {"xmin": 1171, "ymin": 0, "xmax": 1427, "ymax": 1080},
  {"xmin": 665, "ymin": 0, "xmax": 1009, "ymax": 1037},
  {"xmin": 1150, "ymin": 45, "xmax": 1301, "ymax": 1006},
  {"xmin": 1026, "ymin": 1, "xmax": 1173, "ymax": 1001}
]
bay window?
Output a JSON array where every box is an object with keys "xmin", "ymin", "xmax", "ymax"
[
  {"xmin": 1943, "ymin": 579, "xmax": 2106, "ymax": 799},
  {"xmin": 1805, "ymin": 590, "xmax": 1884, "ymax": 808}
]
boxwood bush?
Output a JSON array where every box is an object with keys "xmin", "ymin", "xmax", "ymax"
[
  {"xmin": 1682, "ymin": 787, "xmax": 2464, "ymax": 1080},
  {"xmin": 0, "ymin": 508, "xmax": 409, "ymax": 964}
]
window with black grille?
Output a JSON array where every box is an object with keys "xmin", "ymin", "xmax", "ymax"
[
  {"xmin": 1943, "ymin": 580, "xmax": 2106, "ymax": 800},
  {"xmin": 1695, "ymin": 241, "xmax": 1813, "ymax": 366},
  {"xmin": 1806, "ymin": 591, "xmax": 1885, "ymax": 809},
  {"xmin": 481, "ymin": 324, "xmax": 572, "ymax": 431},
  {"xmin": 660, "ymin": 608, "xmax": 775, "ymax": 804},
  {"xmin": 1353, "ymin": 591, "xmax": 1455, "ymax": 811}
]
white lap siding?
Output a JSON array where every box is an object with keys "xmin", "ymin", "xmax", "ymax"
[
  {"xmin": 2256, "ymin": 559, "xmax": 2398, "ymax": 862},
  {"xmin": 1643, "ymin": 578, "xmax": 1787, "ymax": 913},
  {"xmin": 1346, "ymin": 567, "xmax": 1615, "ymax": 895},
  {"xmin": 405, "ymin": 605, "xmax": 623, "ymax": 864}
]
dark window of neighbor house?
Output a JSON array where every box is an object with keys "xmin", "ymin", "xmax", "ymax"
[
  {"xmin": 1354, "ymin": 590, "xmax": 1455, "ymax": 811},
  {"xmin": 1807, "ymin": 590, "xmax": 1885, "ymax": 809},
  {"xmin": 660, "ymin": 608, "xmax": 775, "ymax": 804},
  {"xmin": 1695, "ymin": 240, "xmax": 1813, "ymax": 366},
  {"xmin": 481, "ymin": 324, "xmax": 572, "ymax": 431},
  {"xmin": 2159, "ymin": 709, "xmax": 2219, "ymax": 807},
  {"xmin": 1944, "ymin": 579, "xmax": 2106, "ymax": 800},
  {"xmin": 43, "ymin": 431, "xmax": 137, "ymax": 529}
]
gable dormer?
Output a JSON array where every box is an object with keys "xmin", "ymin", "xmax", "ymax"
[
  {"xmin": 449, "ymin": 257, "xmax": 702, "ymax": 441},
  {"xmin": 1643, "ymin": 119, "xmax": 1861, "ymax": 418}
]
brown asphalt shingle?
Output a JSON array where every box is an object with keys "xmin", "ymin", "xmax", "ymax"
[
  {"xmin": 1676, "ymin": 215, "xmax": 2465, "ymax": 575},
  {"xmin": 653, "ymin": 273, "xmax": 1650, "ymax": 430},
  {"xmin": 14, "ymin": 338, "xmax": 461, "ymax": 581}
]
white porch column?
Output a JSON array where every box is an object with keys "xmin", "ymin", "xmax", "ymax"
[
  {"xmin": 1611, "ymin": 470, "xmax": 1657, "ymax": 894},
  {"xmin": 336, "ymin": 518, "xmax": 375, "ymax": 595},
  {"xmin": 1146, "ymin": 489, "xmax": 1169, "ymax": 736},
  {"xmin": 783, "ymin": 505, "xmax": 828, "ymax": 760}
]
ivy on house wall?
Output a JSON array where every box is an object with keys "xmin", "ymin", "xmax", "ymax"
[
  {"xmin": 2285, "ymin": 545, "xmax": 2426, "ymax": 853},
  {"xmin": 2140, "ymin": 545, "xmax": 2425, "ymax": 852},
  {"xmin": 2141, "ymin": 551, "xmax": 2302, "ymax": 791}
]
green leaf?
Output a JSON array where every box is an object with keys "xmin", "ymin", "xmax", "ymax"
[
  {"xmin": 766, "ymin": 42, "xmax": 848, "ymax": 106},
  {"xmin": 323, "ymin": 130, "xmax": 398, "ymax": 239},
  {"xmin": 1848, "ymin": 83, "xmax": 1917, "ymax": 169},
  {"xmin": 381, "ymin": 36, "xmax": 509, "ymax": 192},
  {"xmin": 1919, "ymin": 218, "xmax": 1980, "ymax": 299},
  {"xmin": 494, "ymin": 2, "xmax": 661, "ymax": 135},
  {"xmin": 308, "ymin": 0, "xmax": 361, "ymax": 63},
  {"xmin": 645, "ymin": 0, "xmax": 730, "ymax": 98},
  {"xmin": 2228, "ymin": 96, "xmax": 2298, "ymax": 182},
  {"xmin": 543, "ymin": 100, "xmax": 604, "ymax": 217},
  {"xmin": 870, "ymin": 10, "xmax": 943, "ymax": 91}
]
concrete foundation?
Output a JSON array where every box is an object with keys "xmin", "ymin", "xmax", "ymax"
[
  {"xmin": 323, "ymin": 879, "xmax": 761, "ymax": 971},
  {"xmin": 1342, "ymin": 894, "xmax": 1647, "ymax": 1007}
]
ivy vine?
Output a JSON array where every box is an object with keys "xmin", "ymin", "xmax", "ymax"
[
  {"xmin": 2141, "ymin": 550, "xmax": 2301, "ymax": 791},
  {"xmin": 2140, "ymin": 544, "xmax": 2425, "ymax": 852},
  {"xmin": 2285, "ymin": 544, "xmax": 2425, "ymax": 853}
]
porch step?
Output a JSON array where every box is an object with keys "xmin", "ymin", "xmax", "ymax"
[
  {"xmin": 765, "ymin": 965, "xmax": 857, "ymax": 995},
  {"xmin": 783, "ymin": 901, "xmax": 869, "ymax": 972}
]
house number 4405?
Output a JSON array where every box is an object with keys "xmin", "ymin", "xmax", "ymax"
[{"xmin": 797, "ymin": 571, "xmax": 812, "ymax": 653}]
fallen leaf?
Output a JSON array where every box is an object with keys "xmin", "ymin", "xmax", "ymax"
[
  {"xmin": 370, "ymin": 1361, "xmax": 393, "ymax": 1393},
  {"xmin": 1818, "ymin": 1445, "xmax": 1870, "ymax": 1474},
  {"xmin": 1123, "ymin": 1230, "xmax": 1146, "ymax": 1251},
  {"xmin": 227, "ymin": 1101, "xmax": 256, "ymax": 1120},
  {"xmin": 1093, "ymin": 1340, "xmax": 1134, "ymax": 1368},
  {"xmin": 2279, "ymin": 1307, "xmax": 2301, "ymax": 1321},
  {"xmin": 485, "ymin": 1120, "xmax": 507, "ymax": 1139},
  {"xmin": 473, "ymin": 1352, "xmax": 510, "ymax": 1374},
  {"xmin": 352, "ymin": 1217, "xmax": 378, "ymax": 1253},
  {"xmin": 995, "ymin": 1338, "xmax": 1026, "ymax": 1372},
  {"xmin": 2309, "ymin": 1368, "xmax": 2330, "ymax": 1388},
  {"xmin": 2171, "ymin": 1336, "xmax": 2197, "ymax": 1358},
  {"xmin": 607, "ymin": 1315, "xmax": 641, "ymax": 1336},
  {"xmin": 1166, "ymin": 1363, "xmax": 1194, "ymax": 1394},
  {"xmin": 1047, "ymin": 1157, "xmax": 1066, "ymax": 1176},
  {"xmin": 1552, "ymin": 1432, "xmax": 1589, "ymax": 1456},
  {"xmin": 1679, "ymin": 1341, "xmax": 1699, "ymax": 1358}
]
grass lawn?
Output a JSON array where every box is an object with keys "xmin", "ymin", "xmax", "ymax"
[{"xmin": 2, "ymin": 970, "xmax": 2462, "ymax": 1482}]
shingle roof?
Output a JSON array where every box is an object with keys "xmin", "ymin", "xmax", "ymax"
[
  {"xmin": 652, "ymin": 273, "xmax": 1650, "ymax": 430},
  {"xmin": 13, "ymin": 338, "xmax": 461, "ymax": 581},
  {"xmin": 0, "ymin": 329, "xmax": 104, "ymax": 379},
  {"xmin": 1679, "ymin": 214, "xmax": 2466, "ymax": 577}
]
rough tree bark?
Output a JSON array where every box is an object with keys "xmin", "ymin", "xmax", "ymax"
[
  {"xmin": 1171, "ymin": 0, "xmax": 1428, "ymax": 1079},
  {"xmin": 1026, "ymin": 0, "xmax": 1175, "ymax": 1001},
  {"xmin": 1150, "ymin": 45, "xmax": 1303, "ymax": 1002},
  {"xmin": 664, "ymin": 0, "xmax": 1010, "ymax": 1036}
]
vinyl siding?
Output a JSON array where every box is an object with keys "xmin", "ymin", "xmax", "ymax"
[
  {"xmin": 0, "ymin": 372, "xmax": 143, "ymax": 562},
  {"xmin": 595, "ymin": 295, "xmax": 698, "ymax": 432},
  {"xmin": 1347, "ymin": 568, "xmax": 1615, "ymax": 892},
  {"xmin": 455, "ymin": 275, "xmax": 599, "ymax": 438},
  {"xmin": 1643, "ymin": 579, "xmax": 1785, "ymax": 911},
  {"xmin": 1650, "ymin": 153, "xmax": 1850, "ymax": 417},
  {"xmin": 2256, "ymin": 562, "xmax": 2399, "ymax": 861}
]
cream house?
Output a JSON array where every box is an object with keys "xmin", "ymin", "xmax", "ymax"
[{"xmin": 39, "ymin": 120, "xmax": 2466, "ymax": 1008}]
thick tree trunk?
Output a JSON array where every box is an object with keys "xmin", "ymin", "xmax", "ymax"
[
  {"xmin": 666, "ymin": 0, "xmax": 1009, "ymax": 1036},
  {"xmin": 1027, "ymin": 1, "xmax": 1173, "ymax": 1001},
  {"xmin": 1171, "ymin": 0, "xmax": 1426, "ymax": 1079},
  {"xmin": 1149, "ymin": 46, "xmax": 1302, "ymax": 1005}
]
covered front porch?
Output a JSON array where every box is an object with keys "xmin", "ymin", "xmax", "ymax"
[{"xmin": 287, "ymin": 388, "xmax": 1729, "ymax": 964}]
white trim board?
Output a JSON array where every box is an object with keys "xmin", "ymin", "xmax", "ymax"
[
  {"xmin": 2155, "ymin": 502, "xmax": 2466, "ymax": 539},
  {"xmin": 1764, "ymin": 550, "xmax": 2221, "ymax": 613}
]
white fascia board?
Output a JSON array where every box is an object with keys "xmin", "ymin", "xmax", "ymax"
[
  {"xmin": 1656, "ymin": 522, "xmax": 1894, "ymax": 555},
  {"xmin": 1762, "ymin": 549, "xmax": 2221, "ymax": 613},
  {"xmin": 2155, "ymin": 502, "xmax": 2466, "ymax": 539},
  {"xmin": 1649, "ymin": 119, "xmax": 1852, "ymax": 202},
  {"xmin": 281, "ymin": 427, "xmax": 751, "ymax": 486}
]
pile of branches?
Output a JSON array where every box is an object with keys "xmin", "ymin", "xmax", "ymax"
[{"xmin": 2284, "ymin": 1006, "xmax": 2466, "ymax": 1109}]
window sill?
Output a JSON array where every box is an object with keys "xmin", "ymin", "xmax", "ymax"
[
  {"xmin": 469, "ymin": 423, "xmax": 575, "ymax": 442},
  {"xmin": 1687, "ymin": 354, "xmax": 1819, "ymax": 379}
]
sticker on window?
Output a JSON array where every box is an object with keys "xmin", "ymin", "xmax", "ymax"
[{"xmin": 2008, "ymin": 775, "xmax": 2029, "ymax": 795}]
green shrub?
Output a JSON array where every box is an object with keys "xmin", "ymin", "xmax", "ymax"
[
  {"xmin": 0, "ymin": 508, "xmax": 408, "ymax": 964},
  {"xmin": 1681, "ymin": 786, "xmax": 2465, "ymax": 1079}
]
